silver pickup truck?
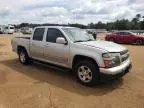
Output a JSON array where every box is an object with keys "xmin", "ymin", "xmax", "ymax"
[{"xmin": 11, "ymin": 26, "xmax": 132, "ymax": 85}]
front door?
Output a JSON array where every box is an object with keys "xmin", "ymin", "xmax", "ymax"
[{"xmin": 44, "ymin": 28, "xmax": 69, "ymax": 65}]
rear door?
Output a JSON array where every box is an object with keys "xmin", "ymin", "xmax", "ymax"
[
  {"xmin": 30, "ymin": 28, "xmax": 46, "ymax": 59},
  {"xmin": 43, "ymin": 28, "xmax": 69, "ymax": 65}
]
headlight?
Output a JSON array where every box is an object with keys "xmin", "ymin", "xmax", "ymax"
[{"xmin": 102, "ymin": 53, "xmax": 121, "ymax": 68}]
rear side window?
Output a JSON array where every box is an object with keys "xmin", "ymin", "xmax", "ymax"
[
  {"xmin": 33, "ymin": 28, "xmax": 45, "ymax": 41},
  {"xmin": 46, "ymin": 28, "xmax": 64, "ymax": 43},
  {"xmin": 117, "ymin": 32, "xmax": 124, "ymax": 35}
]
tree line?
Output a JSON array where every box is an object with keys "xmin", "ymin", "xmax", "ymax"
[{"xmin": 15, "ymin": 14, "xmax": 144, "ymax": 30}]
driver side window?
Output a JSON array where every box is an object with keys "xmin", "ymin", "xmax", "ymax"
[{"xmin": 46, "ymin": 28, "xmax": 65, "ymax": 43}]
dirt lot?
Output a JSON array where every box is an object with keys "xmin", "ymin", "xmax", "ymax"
[{"xmin": 0, "ymin": 33, "xmax": 144, "ymax": 108}]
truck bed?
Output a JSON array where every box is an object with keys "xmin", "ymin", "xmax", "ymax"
[{"xmin": 12, "ymin": 37, "xmax": 30, "ymax": 54}]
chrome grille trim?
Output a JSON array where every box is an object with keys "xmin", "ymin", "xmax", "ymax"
[
  {"xmin": 120, "ymin": 50, "xmax": 128, "ymax": 55},
  {"xmin": 120, "ymin": 50, "xmax": 129, "ymax": 63}
]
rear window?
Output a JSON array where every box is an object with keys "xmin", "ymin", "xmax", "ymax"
[
  {"xmin": 33, "ymin": 28, "xmax": 45, "ymax": 41},
  {"xmin": 10, "ymin": 27, "xmax": 14, "ymax": 29},
  {"xmin": 123, "ymin": 32, "xmax": 131, "ymax": 35}
]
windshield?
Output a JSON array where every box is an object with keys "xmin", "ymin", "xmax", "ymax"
[{"xmin": 62, "ymin": 28, "xmax": 95, "ymax": 42}]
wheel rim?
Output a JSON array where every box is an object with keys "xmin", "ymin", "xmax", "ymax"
[
  {"xmin": 136, "ymin": 40, "xmax": 143, "ymax": 45},
  {"xmin": 20, "ymin": 52, "xmax": 26, "ymax": 63},
  {"xmin": 78, "ymin": 66, "xmax": 92, "ymax": 83},
  {"xmin": 109, "ymin": 38, "xmax": 114, "ymax": 42}
]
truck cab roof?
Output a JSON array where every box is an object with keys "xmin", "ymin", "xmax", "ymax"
[{"xmin": 34, "ymin": 26, "xmax": 77, "ymax": 29}]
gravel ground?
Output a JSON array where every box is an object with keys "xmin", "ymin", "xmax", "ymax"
[{"xmin": 0, "ymin": 34, "xmax": 144, "ymax": 108}]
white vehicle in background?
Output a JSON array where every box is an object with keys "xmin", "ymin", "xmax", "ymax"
[
  {"xmin": 0, "ymin": 26, "xmax": 3, "ymax": 34},
  {"xmin": 4, "ymin": 25, "xmax": 15, "ymax": 34},
  {"xmin": 0, "ymin": 25, "xmax": 5, "ymax": 34},
  {"xmin": 21, "ymin": 27, "xmax": 33, "ymax": 34}
]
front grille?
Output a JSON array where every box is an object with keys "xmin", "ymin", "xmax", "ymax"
[
  {"xmin": 113, "ymin": 56, "xmax": 121, "ymax": 67},
  {"xmin": 121, "ymin": 53, "xmax": 129, "ymax": 62},
  {"xmin": 120, "ymin": 50, "xmax": 128, "ymax": 55},
  {"xmin": 121, "ymin": 50, "xmax": 129, "ymax": 62}
]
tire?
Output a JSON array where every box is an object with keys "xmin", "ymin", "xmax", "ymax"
[
  {"xmin": 74, "ymin": 60, "xmax": 99, "ymax": 86},
  {"xmin": 109, "ymin": 38, "xmax": 115, "ymax": 42},
  {"xmin": 18, "ymin": 48, "xmax": 30, "ymax": 65},
  {"xmin": 136, "ymin": 39, "xmax": 143, "ymax": 45}
]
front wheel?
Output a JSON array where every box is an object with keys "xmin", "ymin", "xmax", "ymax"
[
  {"xmin": 74, "ymin": 60, "xmax": 99, "ymax": 86},
  {"xmin": 109, "ymin": 38, "xmax": 115, "ymax": 42},
  {"xmin": 18, "ymin": 49, "xmax": 30, "ymax": 65}
]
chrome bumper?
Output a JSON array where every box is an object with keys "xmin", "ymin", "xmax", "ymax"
[{"xmin": 100, "ymin": 59, "xmax": 131, "ymax": 75}]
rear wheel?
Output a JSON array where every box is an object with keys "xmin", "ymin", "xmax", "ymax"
[
  {"xmin": 74, "ymin": 60, "xmax": 99, "ymax": 86},
  {"xmin": 18, "ymin": 49, "xmax": 30, "ymax": 65},
  {"xmin": 136, "ymin": 39, "xmax": 143, "ymax": 45}
]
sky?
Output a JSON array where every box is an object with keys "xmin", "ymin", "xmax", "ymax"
[{"xmin": 0, "ymin": 0, "xmax": 143, "ymax": 25}]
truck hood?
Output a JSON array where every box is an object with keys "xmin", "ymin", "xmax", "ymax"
[{"xmin": 78, "ymin": 40, "xmax": 127, "ymax": 52}]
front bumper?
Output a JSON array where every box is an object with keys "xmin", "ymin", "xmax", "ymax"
[{"xmin": 99, "ymin": 59, "xmax": 132, "ymax": 80}]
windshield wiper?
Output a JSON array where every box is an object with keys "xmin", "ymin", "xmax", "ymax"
[
  {"xmin": 86, "ymin": 39, "xmax": 95, "ymax": 41},
  {"xmin": 74, "ymin": 40, "xmax": 86, "ymax": 43},
  {"xmin": 74, "ymin": 39, "xmax": 95, "ymax": 43}
]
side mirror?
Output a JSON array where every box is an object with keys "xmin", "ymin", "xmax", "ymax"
[{"xmin": 56, "ymin": 37, "xmax": 67, "ymax": 44}]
